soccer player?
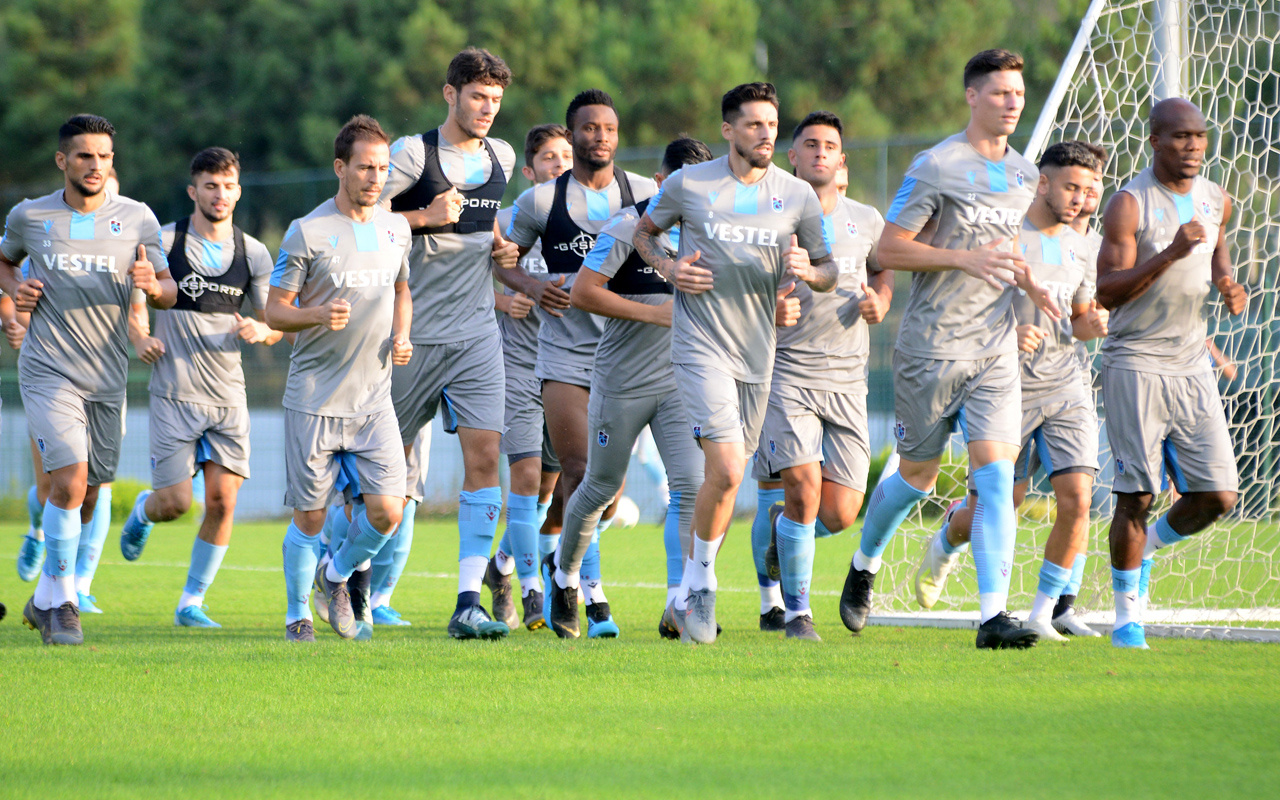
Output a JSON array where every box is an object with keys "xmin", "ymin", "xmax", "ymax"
[
  {"xmin": 502, "ymin": 89, "xmax": 659, "ymax": 626},
  {"xmin": 839, "ymin": 50, "xmax": 1062, "ymax": 649},
  {"xmin": 266, "ymin": 114, "xmax": 412, "ymax": 642},
  {"xmin": 118, "ymin": 147, "xmax": 281, "ymax": 628},
  {"xmin": 748, "ymin": 111, "xmax": 892, "ymax": 641},
  {"xmin": 912, "ymin": 141, "xmax": 1109, "ymax": 643},
  {"xmin": 486, "ymin": 123, "xmax": 573, "ymax": 631},
  {"xmin": 1095, "ymin": 98, "xmax": 1245, "ymax": 649},
  {"xmin": 381, "ymin": 48, "xmax": 520, "ymax": 640},
  {"xmin": 2, "ymin": 114, "xmax": 176, "ymax": 645},
  {"xmin": 634, "ymin": 83, "xmax": 836, "ymax": 643},
  {"xmin": 542, "ymin": 135, "xmax": 714, "ymax": 640}
]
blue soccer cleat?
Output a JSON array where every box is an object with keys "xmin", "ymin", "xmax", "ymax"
[
  {"xmin": 372, "ymin": 605, "xmax": 410, "ymax": 626},
  {"xmin": 354, "ymin": 620, "xmax": 373, "ymax": 641},
  {"xmin": 586, "ymin": 602, "xmax": 620, "ymax": 639},
  {"xmin": 1111, "ymin": 621, "xmax": 1150, "ymax": 649},
  {"xmin": 17, "ymin": 534, "xmax": 45, "ymax": 582},
  {"xmin": 78, "ymin": 593, "xmax": 103, "ymax": 614},
  {"xmin": 175, "ymin": 605, "xmax": 221, "ymax": 628},
  {"xmin": 120, "ymin": 490, "xmax": 155, "ymax": 561}
]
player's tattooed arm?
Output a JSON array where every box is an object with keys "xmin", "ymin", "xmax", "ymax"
[
  {"xmin": 265, "ymin": 286, "xmax": 350, "ymax": 332},
  {"xmin": 632, "ymin": 215, "xmax": 671, "ymax": 275},
  {"xmin": 1210, "ymin": 195, "xmax": 1245, "ymax": 315},
  {"xmin": 783, "ymin": 235, "xmax": 837, "ymax": 293},
  {"xmin": 1096, "ymin": 192, "xmax": 1199, "ymax": 310}
]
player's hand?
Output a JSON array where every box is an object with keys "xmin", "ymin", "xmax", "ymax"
[
  {"xmin": 1018, "ymin": 267, "xmax": 1063, "ymax": 322},
  {"xmin": 506, "ymin": 292, "xmax": 534, "ymax": 319},
  {"xmin": 425, "ymin": 187, "xmax": 463, "ymax": 227},
  {"xmin": 669, "ymin": 250, "xmax": 713, "ymax": 295},
  {"xmin": 391, "ymin": 334, "xmax": 413, "ymax": 366},
  {"xmin": 234, "ymin": 312, "xmax": 270, "ymax": 344},
  {"xmin": 1168, "ymin": 220, "xmax": 1208, "ymax": 261},
  {"xmin": 775, "ymin": 281, "xmax": 801, "ymax": 327},
  {"xmin": 13, "ymin": 278, "xmax": 42, "ymax": 312},
  {"xmin": 961, "ymin": 238, "xmax": 1027, "ymax": 290},
  {"xmin": 321, "ymin": 298, "xmax": 351, "ymax": 331},
  {"xmin": 858, "ymin": 281, "xmax": 888, "ymax": 324},
  {"xmin": 531, "ymin": 275, "xmax": 571, "ymax": 317},
  {"xmin": 135, "ymin": 335, "xmax": 166, "ymax": 364},
  {"xmin": 1215, "ymin": 275, "xmax": 1246, "ymax": 315},
  {"xmin": 782, "ymin": 234, "xmax": 818, "ymax": 284},
  {"xmin": 4, "ymin": 318, "xmax": 26, "ymax": 350},
  {"xmin": 648, "ymin": 299, "xmax": 674, "ymax": 328},
  {"xmin": 130, "ymin": 244, "xmax": 159, "ymax": 298},
  {"xmin": 1077, "ymin": 299, "xmax": 1109, "ymax": 338},
  {"xmin": 491, "ymin": 237, "xmax": 519, "ymax": 270},
  {"xmin": 1016, "ymin": 323, "xmax": 1049, "ymax": 353}
]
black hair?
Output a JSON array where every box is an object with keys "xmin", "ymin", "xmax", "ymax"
[
  {"xmin": 792, "ymin": 110, "xmax": 843, "ymax": 143},
  {"xmin": 963, "ymin": 49, "xmax": 1024, "ymax": 89},
  {"xmin": 661, "ymin": 136, "xmax": 713, "ymax": 173},
  {"xmin": 523, "ymin": 123, "xmax": 572, "ymax": 166},
  {"xmin": 1038, "ymin": 140, "xmax": 1102, "ymax": 173},
  {"xmin": 566, "ymin": 89, "xmax": 616, "ymax": 130},
  {"xmin": 190, "ymin": 147, "xmax": 240, "ymax": 178},
  {"xmin": 58, "ymin": 114, "xmax": 115, "ymax": 152},
  {"xmin": 447, "ymin": 47, "xmax": 512, "ymax": 91},
  {"xmin": 722, "ymin": 82, "xmax": 778, "ymax": 123},
  {"xmin": 334, "ymin": 115, "xmax": 389, "ymax": 163}
]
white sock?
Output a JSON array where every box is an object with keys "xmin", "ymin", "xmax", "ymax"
[
  {"xmin": 76, "ymin": 576, "xmax": 92, "ymax": 596},
  {"xmin": 978, "ymin": 592, "xmax": 1005, "ymax": 624},
  {"xmin": 178, "ymin": 591, "xmax": 203, "ymax": 610},
  {"xmin": 853, "ymin": 549, "xmax": 883, "ymax": 574},
  {"xmin": 583, "ymin": 580, "xmax": 607, "ymax": 605},
  {"xmin": 495, "ymin": 548, "xmax": 515, "ymax": 575},
  {"xmin": 675, "ymin": 558, "xmax": 693, "ymax": 611},
  {"xmin": 666, "ymin": 586, "xmax": 679, "ymax": 607},
  {"xmin": 520, "ymin": 575, "xmax": 542, "ymax": 596},
  {"xmin": 554, "ymin": 566, "xmax": 578, "ymax": 590},
  {"xmin": 135, "ymin": 494, "xmax": 154, "ymax": 525},
  {"xmin": 325, "ymin": 560, "xmax": 344, "ymax": 584},
  {"xmin": 784, "ymin": 607, "xmax": 811, "ymax": 623},
  {"xmin": 458, "ymin": 555, "xmax": 488, "ymax": 595},
  {"xmin": 35, "ymin": 572, "xmax": 54, "ymax": 609},
  {"xmin": 760, "ymin": 584, "xmax": 783, "ymax": 614},
  {"xmin": 30, "ymin": 526, "xmax": 44, "ymax": 542},
  {"xmin": 1114, "ymin": 586, "xmax": 1140, "ymax": 628},
  {"xmin": 370, "ymin": 591, "xmax": 390, "ymax": 610},
  {"xmin": 52, "ymin": 575, "xmax": 77, "ymax": 608},
  {"xmin": 687, "ymin": 534, "xmax": 722, "ymax": 592},
  {"xmin": 1028, "ymin": 590, "xmax": 1055, "ymax": 623},
  {"xmin": 356, "ymin": 559, "xmax": 371, "ymax": 572}
]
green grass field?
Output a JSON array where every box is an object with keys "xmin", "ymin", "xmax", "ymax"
[{"xmin": 2, "ymin": 516, "xmax": 1279, "ymax": 799}]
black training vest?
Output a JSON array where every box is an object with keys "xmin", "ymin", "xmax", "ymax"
[
  {"xmin": 389, "ymin": 129, "xmax": 506, "ymax": 236},
  {"xmin": 606, "ymin": 197, "xmax": 670, "ymax": 295},
  {"xmin": 169, "ymin": 217, "xmax": 250, "ymax": 314},
  {"xmin": 543, "ymin": 167, "xmax": 635, "ymax": 274}
]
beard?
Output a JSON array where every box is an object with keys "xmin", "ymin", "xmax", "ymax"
[
  {"xmin": 575, "ymin": 143, "xmax": 613, "ymax": 171},
  {"xmin": 198, "ymin": 205, "xmax": 232, "ymax": 223},
  {"xmin": 69, "ymin": 175, "xmax": 105, "ymax": 198},
  {"xmin": 735, "ymin": 141, "xmax": 773, "ymax": 169}
]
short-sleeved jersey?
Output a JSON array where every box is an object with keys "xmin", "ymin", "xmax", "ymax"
[
  {"xmin": 495, "ymin": 205, "xmax": 547, "ymax": 373},
  {"xmin": 885, "ymin": 132, "xmax": 1039, "ymax": 360},
  {"xmin": 774, "ymin": 196, "xmax": 884, "ymax": 391},
  {"xmin": 1014, "ymin": 218, "xmax": 1094, "ymax": 406},
  {"xmin": 645, "ymin": 157, "xmax": 829, "ymax": 383},
  {"xmin": 581, "ymin": 204, "xmax": 677, "ymax": 398},
  {"xmin": 148, "ymin": 221, "xmax": 274, "ymax": 407},
  {"xmin": 380, "ymin": 129, "xmax": 517, "ymax": 345},
  {"xmin": 506, "ymin": 170, "xmax": 658, "ymax": 369},
  {"xmin": 271, "ymin": 199, "xmax": 410, "ymax": 417},
  {"xmin": 1101, "ymin": 168, "xmax": 1225, "ymax": 376},
  {"xmin": 1, "ymin": 190, "xmax": 167, "ymax": 400}
]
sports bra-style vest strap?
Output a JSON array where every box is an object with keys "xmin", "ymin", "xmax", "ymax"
[
  {"xmin": 169, "ymin": 216, "xmax": 250, "ymax": 314},
  {"xmin": 389, "ymin": 128, "xmax": 507, "ymax": 237},
  {"xmin": 543, "ymin": 167, "xmax": 635, "ymax": 274},
  {"xmin": 606, "ymin": 196, "xmax": 671, "ymax": 295}
]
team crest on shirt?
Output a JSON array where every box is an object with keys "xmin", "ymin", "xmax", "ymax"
[
  {"xmin": 42, "ymin": 219, "xmax": 53, "ymax": 234},
  {"xmin": 1201, "ymin": 200, "xmax": 1211, "ymax": 216},
  {"xmin": 771, "ymin": 195, "xmax": 784, "ymax": 213},
  {"xmin": 328, "ymin": 235, "xmax": 340, "ymax": 248},
  {"xmin": 1116, "ymin": 458, "xmax": 1126, "ymax": 475},
  {"xmin": 598, "ymin": 430, "xmax": 609, "ymax": 447},
  {"xmin": 768, "ymin": 439, "xmax": 776, "ymax": 455},
  {"xmin": 1068, "ymin": 248, "xmax": 1076, "ymax": 263},
  {"xmin": 692, "ymin": 425, "xmax": 702, "ymax": 439},
  {"xmin": 385, "ymin": 229, "xmax": 397, "ymax": 245},
  {"xmin": 847, "ymin": 221, "xmax": 857, "ymax": 237},
  {"xmin": 1015, "ymin": 170, "xmax": 1025, "ymax": 188},
  {"xmin": 109, "ymin": 218, "xmax": 122, "ymax": 236},
  {"xmin": 36, "ymin": 437, "xmax": 46, "ymax": 453},
  {"xmin": 893, "ymin": 420, "xmax": 906, "ymax": 442}
]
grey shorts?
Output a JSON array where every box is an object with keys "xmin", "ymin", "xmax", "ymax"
[
  {"xmin": 501, "ymin": 368, "xmax": 543, "ymax": 463},
  {"xmin": 1100, "ymin": 366, "xmax": 1239, "ymax": 495},
  {"xmin": 392, "ymin": 332, "xmax": 505, "ymax": 442},
  {"xmin": 149, "ymin": 396, "xmax": 251, "ymax": 488},
  {"xmin": 283, "ymin": 408, "xmax": 406, "ymax": 511},
  {"xmin": 1014, "ymin": 396, "xmax": 1099, "ymax": 482},
  {"xmin": 22, "ymin": 381, "xmax": 123, "ymax": 486},
  {"xmin": 892, "ymin": 350, "xmax": 1021, "ymax": 461},
  {"xmin": 751, "ymin": 382, "xmax": 871, "ymax": 493},
  {"xmin": 587, "ymin": 390, "xmax": 704, "ymax": 490},
  {"xmin": 541, "ymin": 419, "xmax": 561, "ymax": 474},
  {"xmin": 673, "ymin": 363, "xmax": 769, "ymax": 455},
  {"xmin": 534, "ymin": 339, "xmax": 595, "ymax": 389}
]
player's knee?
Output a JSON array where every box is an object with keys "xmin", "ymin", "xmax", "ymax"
[
  {"xmin": 1115, "ymin": 492, "xmax": 1153, "ymax": 523},
  {"xmin": 202, "ymin": 489, "xmax": 238, "ymax": 523},
  {"xmin": 150, "ymin": 491, "xmax": 191, "ymax": 522},
  {"xmin": 1194, "ymin": 490, "xmax": 1237, "ymax": 521},
  {"xmin": 365, "ymin": 505, "xmax": 402, "ymax": 535}
]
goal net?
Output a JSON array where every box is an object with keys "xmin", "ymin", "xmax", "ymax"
[{"xmin": 870, "ymin": 0, "xmax": 1280, "ymax": 633}]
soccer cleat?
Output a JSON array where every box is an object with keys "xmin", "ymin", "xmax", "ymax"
[
  {"xmin": 683, "ymin": 588, "xmax": 718, "ymax": 644},
  {"xmin": 447, "ymin": 604, "xmax": 510, "ymax": 640},
  {"xmin": 348, "ymin": 567, "xmax": 373, "ymax": 625},
  {"xmin": 285, "ymin": 619, "xmax": 316, "ymax": 642},
  {"xmin": 78, "ymin": 593, "xmax": 102, "ymax": 614},
  {"xmin": 975, "ymin": 611, "xmax": 1039, "ymax": 650},
  {"xmin": 1025, "ymin": 616, "xmax": 1068, "ymax": 643},
  {"xmin": 314, "ymin": 562, "xmax": 356, "ymax": 639},
  {"xmin": 759, "ymin": 606, "xmax": 786, "ymax": 632},
  {"xmin": 49, "ymin": 602, "xmax": 83, "ymax": 646},
  {"xmin": 1051, "ymin": 607, "xmax": 1101, "ymax": 637},
  {"xmin": 1111, "ymin": 621, "xmax": 1150, "ymax": 649},
  {"xmin": 839, "ymin": 563, "xmax": 876, "ymax": 633},
  {"xmin": 785, "ymin": 614, "xmax": 822, "ymax": 641},
  {"xmin": 540, "ymin": 554, "xmax": 555, "ymax": 628},
  {"xmin": 22, "ymin": 597, "xmax": 52, "ymax": 645},
  {"xmin": 372, "ymin": 605, "xmax": 410, "ymax": 626},
  {"xmin": 119, "ymin": 490, "xmax": 155, "ymax": 561},
  {"xmin": 0, "ymin": 601, "xmax": 5, "ymax": 623},
  {"xmin": 586, "ymin": 602, "xmax": 620, "ymax": 639},
  {"xmin": 659, "ymin": 600, "xmax": 684, "ymax": 640},
  {"xmin": 16, "ymin": 534, "xmax": 44, "ymax": 582},
  {"xmin": 764, "ymin": 502, "xmax": 784, "ymax": 582},
  {"xmin": 914, "ymin": 501, "xmax": 965, "ymax": 610},
  {"xmin": 354, "ymin": 620, "xmax": 373, "ymax": 641},
  {"xmin": 542, "ymin": 553, "xmax": 579, "ymax": 639},
  {"xmin": 483, "ymin": 557, "xmax": 519, "ymax": 630},
  {"xmin": 522, "ymin": 589, "xmax": 546, "ymax": 631},
  {"xmin": 175, "ymin": 605, "xmax": 221, "ymax": 628}
]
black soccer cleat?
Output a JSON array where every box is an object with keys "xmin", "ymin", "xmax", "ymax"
[
  {"xmin": 49, "ymin": 601, "xmax": 83, "ymax": 646},
  {"xmin": 975, "ymin": 611, "xmax": 1039, "ymax": 650},
  {"xmin": 839, "ymin": 563, "xmax": 876, "ymax": 634},
  {"xmin": 483, "ymin": 557, "xmax": 519, "ymax": 630},
  {"xmin": 785, "ymin": 614, "xmax": 821, "ymax": 641},
  {"xmin": 348, "ymin": 566, "xmax": 372, "ymax": 624},
  {"xmin": 759, "ymin": 606, "xmax": 786, "ymax": 632},
  {"xmin": 542, "ymin": 553, "xmax": 579, "ymax": 639}
]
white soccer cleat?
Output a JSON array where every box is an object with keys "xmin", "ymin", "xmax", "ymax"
[
  {"xmin": 914, "ymin": 502, "xmax": 965, "ymax": 610},
  {"xmin": 1051, "ymin": 607, "xmax": 1102, "ymax": 637},
  {"xmin": 1025, "ymin": 615, "xmax": 1069, "ymax": 643}
]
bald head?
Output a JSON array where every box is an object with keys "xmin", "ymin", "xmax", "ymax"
[
  {"xmin": 1148, "ymin": 98, "xmax": 1209, "ymax": 183},
  {"xmin": 1149, "ymin": 98, "xmax": 1205, "ymax": 136}
]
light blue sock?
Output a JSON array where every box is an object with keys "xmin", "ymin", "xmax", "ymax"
[
  {"xmin": 42, "ymin": 501, "xmax": 81, "ymax": 580},
  {"xmin": 505, "ymin": 493, "xmax": 539, "ymax": 582},
  {"xmin": 333, "ymin": 507, "xmax": 392, "ymax": 579},
  {"xmin": 1037, "ymin": 559, "xmax": 1073, "ymax": 600},
  {"xmin": 1112, "ymin": 566, "xmax": 1140, "ymax": 594},
  {"xmin": 536, "ymin": 499, "xmax": 552, "ymax": 530},
  {"xmin": 776, "ymin": 514, "xmax": 816, "ymax": 614},
  {"xmin": 1064, "ymin": 553, "xmax": 1087, "ymax": 596},
  {"xmin": 858, "ymin": 472, "xmax": 929, "ymax": 559},
  {"xmin": 751, "ymin": 487, "xmax": 786, "ymax": 586},
  {"xmin": 28, "ymin": 486, "xmax": 43, "ymax": 530},
  {"xmin": 282, "ymin": 522, "xmax": 321, "ymax": 622},
  {"xmin": 459, "ymin": 487, "xmax": 502, "ymax": 560},
  {"xmin": 663, "ymin": 490, "xmax": 684, "ymax": 586},
  {"xmin": 324, "ymin": 503, "xmax": 349, "ymax": 558},
  {"xmin": 372, "ymin": 499, "xmax": 415, "ymax": 596},
  {"xmin": 76, "ymin": 486, "xmax": 112, "ymax": 580},
  {"xmin": 581, "ymin": 529, "xmax": 602, "ymax": 583},
  {"xmin": 814, "ymin": 517, "xmax": 840, "ymax": 539},
  {"xmin": 1154, "ymin": 514, "xmax": 1185, "ymax": 548},
  {"xmin": 184, "ymin": 537, "xmax": 228, "ymax": 598},
  {"xmin": 970, "ymin": 461, "xmax": 1016, "ymax": 597},
  {"xmin": 497, "ymin": 531, "xmax": 512, "ymax": 557}
]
